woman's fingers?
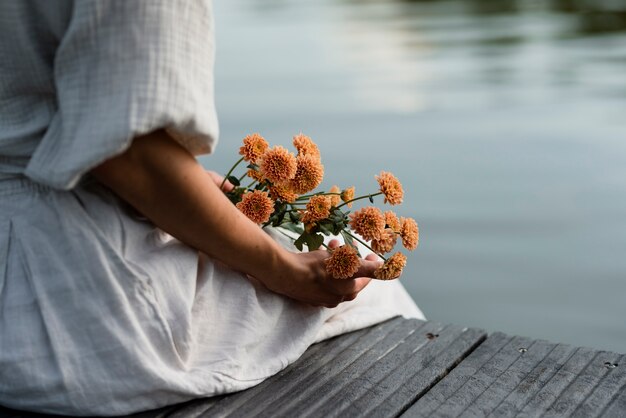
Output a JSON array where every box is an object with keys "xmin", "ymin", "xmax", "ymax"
[
  {"xmin": 327, "ymin": 239, "xmax": 341, "ymax": 249},
  {"xmin": 364, "ymin": 253, "xmax": 379, "ymax": 261},
  {"xmin": 353, "ymin": 258, "xmax": 383, "ymax": 280},
  {"xmin": 277, "ymin": 240, "xmax": 382, "ymax": 307}
]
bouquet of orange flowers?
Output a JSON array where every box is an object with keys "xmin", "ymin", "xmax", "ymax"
[{"xmin": 221, "ymin": 133, "xmax": 419, "ymax": 280}]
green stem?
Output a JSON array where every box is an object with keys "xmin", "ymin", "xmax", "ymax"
[
  {"xmin": 343, "ymin": 230, "xmax": 387, "ymax": 262},
  {"xmin": 275, "ymin": 227, "xmax": 296, "ymax": 243},
  {"xmin": 221, "ymin": 156, "xmax": 245, "ymax": 191},
  {"xmin": 336, "ymin": 192, "xmax": 383, "ymax": 209},
  {"xmin": 296, "ymin": 192, "xmax": 341, "ymax": 201}
]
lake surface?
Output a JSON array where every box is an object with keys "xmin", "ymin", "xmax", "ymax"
[{"xmin": 203, "ymin": 0, "xmax": 626, "ymax": 352}]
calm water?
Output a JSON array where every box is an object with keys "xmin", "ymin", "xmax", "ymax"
[{"xmin": 203, "ymin": 0, "xmax": 626, "ymax": 352}]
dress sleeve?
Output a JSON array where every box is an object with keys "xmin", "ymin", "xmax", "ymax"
[{"xmin": 25, "ymin": 0, "xmax": 219, "ymax": 190}]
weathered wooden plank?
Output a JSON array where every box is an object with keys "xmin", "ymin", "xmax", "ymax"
[
  {"xmin": 577, "ymin": 354, "xmax": 626, "ymax": 417},
  {"xmin": 516, "ymin": 347, "xmax": 600, "ymax": 415},
  {"xmin": 463, "ymin": 338, "xmax": 559, "ymax": 417},
  {"xmin": 409, "ymin": 333, "xmax": 528, "ymax": 417},
  {"xmin": 599, "ymin": 377, "xmax": 626, "ymax": 417},
  {"xmin": 363, "ymin": 325, "xmax": 487, "ymax": 418},
  {"xmin": 401, "ymin": 331, "xmax": 514, "ymax": 417},
  {"xmin": 409, "ymin": 334, "xmax": 538, "ymax": 417},
  {"xmin": 403, "ymin": 333, "xmax": 626, "ymax": 418},
  {"xmin": 487, "ymin": 343, "xmax": 579, "ymax": 417},
  {"xmin": 542, "ymin": 351, "xmax": 622, "ymax": 417},
  {"xmin": 289, "ymin": 320, "xmax": 442, "ymax": 418}
]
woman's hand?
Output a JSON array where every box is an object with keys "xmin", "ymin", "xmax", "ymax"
[
  {"xmin": 257, "ymin": 239, "xmax": 380, "ymax": 308},
  {"xmin": 205, "ymin": 170, "xmax": 378, "ymax": 307}
]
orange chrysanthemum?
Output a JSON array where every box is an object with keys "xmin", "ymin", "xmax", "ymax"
[
  {"xmin": 236, "ymin": 190, "xmax": 275, "ymax": 224},
  {"xmin": 341, "ymin": 186, "xmax": 355, "ymax": 208},
  {"xmin": 239, "ymin": 133, "xmax": 269, "ymax": 164},
  {"xmin": 325, "ymin": 245, "xmax": 360, "ymax": 279},
  {"xmin": 246, "ymin": 168, "xmax": 264, "ymax": 182},
  {"xmin": 301, "ymin": 195, "xmax": 332, "ymax": 224},
  {"xmin": 293, "ymin": 133, "xmax": 320, "ymax": 160},
  {"xmin": 258, "ymin": 146, "xmax": 297, "ymax": 185},
  {"xmin": 349, "ymin": 206, "xmax": 385, "ymax": 241},
  {"xmin": 400, "ymin": 217, "xmax": 419, "ymax": 250},
  {"xmin": 384, "ymin": 211, "xmax": 401, "ymax": 233},
  {"xmin": 289, "ymin": 154, "xmax": 324, "ymax": 195},
  {"xmin": 329, "ymin": 185, "xmax": 341, "ymax": 207},
  {"xmin": 376, "ymin": 171, "xmax": 404, "ymax": 205},
  {"xmin": 371, "ymin": 229, "xmax": 398, "ymax": 254},
  {"xmin": 269, "ymin": 184, "xmax": 298, "ymax": 203},
  {"xmin": 374, "ymin": 252, "xmax": 407, "ymax": 280}
]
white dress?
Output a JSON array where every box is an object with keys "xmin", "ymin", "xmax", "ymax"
[{"xmin": 0, "ymin": 1, "xmax": 424, "ymax": 416}]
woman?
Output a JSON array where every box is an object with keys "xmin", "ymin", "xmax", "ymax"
[{"xmin": 0, "ymin": 1, "xmax": 423, "ymax": 415}]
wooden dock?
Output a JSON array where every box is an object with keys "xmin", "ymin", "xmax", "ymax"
[{"xmin": 1, "ymin": 317, "xmax": 624, "ymax": 417}]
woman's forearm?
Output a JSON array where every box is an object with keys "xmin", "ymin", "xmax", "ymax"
[{"xmin": 91, "ymin": 130, "xmax": 292, "ymax": 283}]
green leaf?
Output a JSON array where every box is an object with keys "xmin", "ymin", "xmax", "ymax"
[
  {"xmin": 282, "ymin": 222, "xmax": 304, "ymax": 235},
  {"xmin": 305, "ymin": 233, "xmax": 324, "ymax": 251},
  {"xmin": 293, "ymin": 231, "xmax": 324, "ymax": 251},
  {"xmin": 294, "ymin": 233, "xmax": 306, "ymax": 251},
  {"xmin": 272, "ymin": 211, "xmax": 286, "ymax": 227},
  {"xmin": 227, "ymin": 176, "xmax": 241, "ymax": 186},
  {"xmin": 289, "ymin": 211, "xmax": 300, "ymax": 223},
  {"xmin": 318, "ymin": 223, "xmax": 332, "ymax": 236},
  {"xmin": 328, "ymin": 208, "xmax": 349, "ymax": 232},
  {"xmin": 270, "ymin": 202, "xmax": 287, "ymax": 227}
]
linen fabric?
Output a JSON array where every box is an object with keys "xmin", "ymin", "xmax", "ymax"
[{"xmin": 0, "ymin": 1, "xmax": 424, "ymax": 415}]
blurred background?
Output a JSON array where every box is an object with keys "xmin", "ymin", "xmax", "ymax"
[{"xmin": 202, "ymin": 0, "xmax": 626, "ymax": 352}]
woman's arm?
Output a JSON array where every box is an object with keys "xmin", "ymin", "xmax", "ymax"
[{"xmin": 91, "ymin": 130, "xmax": 379, "ymax": 307}]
